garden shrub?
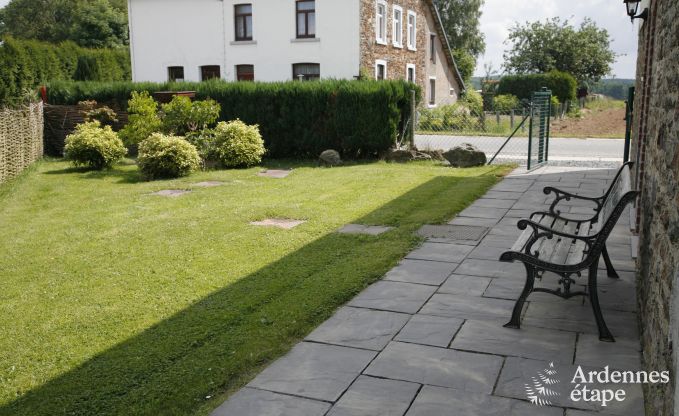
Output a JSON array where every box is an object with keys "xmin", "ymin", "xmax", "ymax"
[
  {"xmin": 461, "ymin": 89, "xmax": 483, "ymax": 114},
  {"xmin": 492, "ymin": 94, "xmax": 520, "ymax": 112},
  {"xmin": 118, "ymin": 91, "xmax": 162, "ymax": 146},
  {"xmin": 161, "ymin": 96, "xmax": 220, "ymax": 136},
  {"xmin": 45, "ymin": 79, "xmax": 418, "ymax": 158},
  {"xmin": 78, "ymin": 100, "xmax": 118, "ymax": 126},
  {"xmin": 496, "ymin": 71, "xmax": 577, "ymax": 103},
  {"xmin": 211, "ymin": 120, "xmax": 265, "ymax": 168},
  {"xmin": 419, "ymin": 103, "xmax": 480, "ymax": 131},
  {"xmin": 137, "ymin": 133, "xmax": 201, "ymax": 179},
  {"xmin": 64, "ymin": 121, "xmax": 127, "ymax": 169},
  {"xmin": 0, "ymin": 37, "xmax": 130, "ymax": 107}
]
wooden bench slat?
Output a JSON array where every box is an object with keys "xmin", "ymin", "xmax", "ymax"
[
  {"xmin": 547, "ymin": 220, "xmax": 578, "ymax": 265},
  {"xmin": 566, "ymin": 221, "xmax": 592, "ymax": 265},
  {"xmin": 537, "ymin": 218, "xmax": 567, "ymax": 261}
]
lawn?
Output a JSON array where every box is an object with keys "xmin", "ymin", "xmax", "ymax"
[{"xmin": 0, "ymin": 159, "xmax": 510, "ymax": 416}]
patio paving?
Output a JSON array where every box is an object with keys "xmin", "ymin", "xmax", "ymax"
[{"xmin": 211, "ymin": 165, "xmax": 643, "ymax": 416}]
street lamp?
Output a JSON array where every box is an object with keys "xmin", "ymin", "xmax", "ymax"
[{"xmin": 623, "ymin": 0, "xmax": 649, "ymax": 22}]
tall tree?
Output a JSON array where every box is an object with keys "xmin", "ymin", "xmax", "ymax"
[
  {"xmin": 70, "ymin": 0, "xmax": 128, "ymax": 48},
  {"xmin": 0, "ymin": 0, "xmax": 128, "ymax": 48},
  {"xmin": 503, "ymin": 17, "xmax": 616, "ymax": 83},
  {"xmin": 436, "ymin": 0, "xmax": 486, "ymax": 82}
]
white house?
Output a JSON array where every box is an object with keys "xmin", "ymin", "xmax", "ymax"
[{"xmin": 127, "ymin": 0, "xmax": 465, "ymax": 105}]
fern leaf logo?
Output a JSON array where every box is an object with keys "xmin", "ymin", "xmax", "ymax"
[{"xmin": 525, "ymin": 362, "xmax": 561, "ymax": 406}]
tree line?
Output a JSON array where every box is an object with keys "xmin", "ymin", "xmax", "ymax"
[{"xmin": 0, "ymin": 0, "xmax": 128, "ymax": 48}]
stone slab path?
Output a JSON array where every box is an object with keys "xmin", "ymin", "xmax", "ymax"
[{"xmin": 211, "ymin": 166, "xmax": 644, "ymax": 416}]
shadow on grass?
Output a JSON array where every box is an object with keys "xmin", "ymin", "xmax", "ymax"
[
  {"xmin": 1, "ymin": 171, "xmax": 502, "ymax": 416},
  {"xmin": 43, "ymin": 165, "xmax": 145, "ymax": 184}
]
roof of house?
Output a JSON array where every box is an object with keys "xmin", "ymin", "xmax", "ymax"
[{"xmin": 423, "ymin": 0, "xmax": 466, "ymax": 92}]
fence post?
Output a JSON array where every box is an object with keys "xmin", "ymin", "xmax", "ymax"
[
  {"xmin": 521, "ymin": 108, "xmax": 526, "ymax": 132},
  {"xmin": 510, "ymin": 109, "xmax": 515, "ymax": 129},
  {"xmin": 410, "ymin": 89, "xmax": 416, "ymax": 149},
  {"xmin": 495, "ymin": 111, "xmax": 500, "ymax": 126}
]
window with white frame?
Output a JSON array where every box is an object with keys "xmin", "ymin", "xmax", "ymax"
[
  {"xmin": 392, "ymin": 5, "xmax": 403, "ymax": 47},
  {"xmin": 375, "ymin": 1, "xmax": 387, "ymax": 44},
  {"xmin": 407, "ymin": 11, "xmax": 416, "ymax": 50},
  {"xmin": 406, "ymin": 64, "xmax": 415, "ymax": 83},
  {"xmin": 375, "ymin": 60, "xmax": 387, "ymax": 80}
]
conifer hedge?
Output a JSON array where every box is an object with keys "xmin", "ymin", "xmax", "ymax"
[
  {"xmin": 0, "ymin": 37, "xmax": 130, "ymax": 106},
  {"xmin": 496, "ymin": 71, "xmax": 577, "ymax": 103},
  {"xmin": 46, "ymin": 79, "xmax": 420, "ymax": 158}
]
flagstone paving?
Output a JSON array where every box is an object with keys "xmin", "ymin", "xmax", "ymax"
[{"xmin": 211, "ymin": 166, "xmax": 644, "ymax": 416}]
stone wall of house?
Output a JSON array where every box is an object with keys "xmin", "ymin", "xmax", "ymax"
[
  {"xmin": 633, "ymin": 0, "xmax": 679, "ymax": 414},
  {"xmin": 358, "ymin": 0, "xmax": 460, "ymax": 105}
]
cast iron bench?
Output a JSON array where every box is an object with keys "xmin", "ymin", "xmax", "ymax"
[{"xmin": 500, "ymin": 163, "xmax": 637, "ymax": 342}]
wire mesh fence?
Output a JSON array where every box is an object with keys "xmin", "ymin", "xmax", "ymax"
[
  {"xmin": 0, "ymin": 102, "xmax": 44, "ymax": 185},
  {"xmin": 414, "ymin": 104, "xmax": 532, "ymax": 165}
]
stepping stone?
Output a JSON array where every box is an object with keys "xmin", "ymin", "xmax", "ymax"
[
  {"xmin": 210, "ymin": 388, "xmax": 329, "ymax": 416},
  {"xmin": 337, "ymin": 224, "xmax": 394, "ymax": 235},
  {"xmin": 192, "ymin": 181, "xmax": 224, "ymax": 188},
  {"xmin": 258, "ymin": 169, "xmax": 292, "ymax": 178},
  {"xmin": 250, "ymin": 218, "xmax": 306, "ymax": 229},
  {"xmin": 327, "ymin": 376, "xmax": 419, "ymax": 416},
  {"xmin": 149, "ymin": 189, "xmax": 190, "ymax": 197}
]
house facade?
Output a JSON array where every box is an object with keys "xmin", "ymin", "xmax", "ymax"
[{"xmin": 126, "ymin": 0, "xmax": 464, "ymax": 105}]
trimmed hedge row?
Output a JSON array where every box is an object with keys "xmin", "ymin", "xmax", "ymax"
[
  {"xmin": 0, "ymin": 37, "xmax": 131, "ymax": 107},
  {"xmin": 46, "ymin": 79, "xmax": 420, "ymax": 158},
  {"xmin": 496, "ymin": 71, "xmax": 577, "ymax": 103}
]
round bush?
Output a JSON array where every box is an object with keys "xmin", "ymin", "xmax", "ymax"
[
  {"xmin": 492, "ymin": 94, "xmax": 520, "ymax": 112},
  {"xmin": 64, "ymin": 121, "xmax": 127, "ymax": 169},
  {"xmin": 212, "ymin": 120, "xmax": 265, "ymax": 168},
  {"xmin": 137, "ymin": 133, "xmax": 201, "ymax": 179}
]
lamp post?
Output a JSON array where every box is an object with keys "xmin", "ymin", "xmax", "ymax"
[{"xmin": 623, "ymin": 0, "xmax": 649, "ymax": 22}]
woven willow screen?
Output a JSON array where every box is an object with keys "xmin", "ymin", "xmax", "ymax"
[{"xmin": 0, "ymin": 102, "xmax": 44, "ymax": 185}]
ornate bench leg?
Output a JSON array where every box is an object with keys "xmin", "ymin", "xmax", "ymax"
[
  {"xmin": 504, "ymin": 263, "xmax": 535, "ymax": 329},
  {"xmin": 588, "ymin": 262, "xmax": 615, "ymax": 342},
  {"xmin": 602, "ymin": 245, "xmax": 619, "ymax": 279}
]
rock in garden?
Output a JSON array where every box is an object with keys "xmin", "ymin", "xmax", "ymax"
[
  {"xmin": 319, "ymin": 150, "xmax": 342, "ymax": 166},
  {"xmin": 443, "ymin": 144, "xmax": 487, "ymax": 168}
]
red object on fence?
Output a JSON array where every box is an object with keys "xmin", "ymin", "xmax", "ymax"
[{"xmin": 39, "ymin": 86, "xmax": 47, "ymax": 103}]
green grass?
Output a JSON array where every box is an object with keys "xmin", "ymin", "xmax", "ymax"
[{"xmin": 0, "ymin": 159, "xmax": 510, "ymax": 416}]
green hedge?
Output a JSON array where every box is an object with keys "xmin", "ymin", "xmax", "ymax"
[
  {"xmin": 496, "ymin": 71, "xmax": 577, "ymax": 103},
  {"xmin": 0, "ymin": 37, "xmax": 130, "ymax": 106},
  {"xmin": 46, "ymin": 79, "xmax": 420, "ymax": 158}
]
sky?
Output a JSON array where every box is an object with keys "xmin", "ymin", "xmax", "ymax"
[{"xmin": 475, "ymin": 0, "xmax": 639, "ymax": 79}]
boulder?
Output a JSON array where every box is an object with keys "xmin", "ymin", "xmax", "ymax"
[
  {"xmin": 319, "ymin": 149, "xmax": 342, "ymax": 166},
  {"xmin": 443, "ymin": 143, "xmax": 487, "ymax": 168}
]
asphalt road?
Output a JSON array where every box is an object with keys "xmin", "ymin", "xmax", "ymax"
[{"xmin": 415, "ymin": 135, "xmax": 625, "ymax": 166}]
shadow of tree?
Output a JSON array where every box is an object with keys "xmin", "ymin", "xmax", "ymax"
[{"xmin": 1, "ymin": 172, "xmax": 499, "ymax": 416}]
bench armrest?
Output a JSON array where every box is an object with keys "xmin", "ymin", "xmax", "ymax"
[
  {"xmin": 530, "ymin": 210, "xmax": 590, "ymax": 224},
  {"xmin": 543, "ymin": 187, "xmax": 604, "ymax": 220},
  {"xmin": 517, "ymin": 218, "xmax": 593, "ymax": 241}
]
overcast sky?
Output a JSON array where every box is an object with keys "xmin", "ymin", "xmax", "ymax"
[
  {"xmin": 0, "ymin": 0, "xmax": 638, "ymax": 78},
  {"xmin": 476, "ymin": 0, "xmax": 639, "ymax": 79}
]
